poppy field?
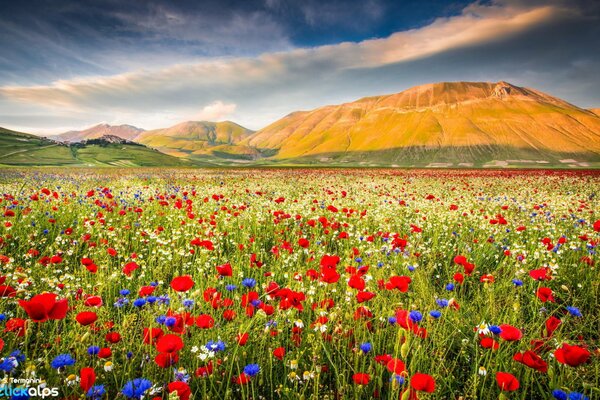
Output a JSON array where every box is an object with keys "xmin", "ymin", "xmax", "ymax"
[{"xmin": 0, "ymin": 168, "xmax": 598, "ymax": 400}]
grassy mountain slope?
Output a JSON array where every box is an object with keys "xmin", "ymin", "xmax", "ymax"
[
  {"xmin": 246, "ymin": 82, "xmax": 600, "ymax": 167},
  {"xmin": 0, "ymin": 129, "xmax": 187, "ymax": 167},
  {"xmin": 135, "ymin": 121, "xmax": 255, "ymax": 160}
]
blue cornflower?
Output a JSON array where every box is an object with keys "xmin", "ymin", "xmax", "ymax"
[
  {"xmin": 436, "ymin": 299, "xmax": 449, "ymax": 308},
  {"xmin": 157, "ymin": 295, "xmax": 170, "ymax": 305},
  {"xmin": 0, "ymin": 314, "xmax": 6, "ymax": 322},
  {"xmin": 156, "ymin": 315, "xmax": 166, "ymax": 324},
  {"xmin": 243, "ymin": 364, "xmax": 260, "ymax": 377},
  {"xmin": 150, "ymin": 281, "xmax": 159, "ymax": 287},
  {"xmin": 512, "ymin": 279, "xmax": 523, "ymax": 286},
  {"xmin": 165, "ymin": 317, "xmax": 177, "ymax": 327},
  {"xmin": 121, "ymin": 378, "xmax": 152, "ymax": 399},
  {"xmin": 388, "ymin": 316, "xmax": 397, "ymax": 325},
  {"xmin": 9, "ymin": 350, "xmax": 25, "ymax": 363},
  {"xmin": 133, "ymin": 298, "xmax": 146, "ymax": 307},
  {"xmin": 226, "ymin": 284, "xmax": 238, "ymax": 291},
  {"xmin": 390, "ymin": 375, "xmax": 405, "ymax": 385},
  {"xmin": 250, "ymin": 299, "xmax": 262, "ymax": 307},
  {"xmin": 87, "ymin": 346, "xmax": 100, "ymax": 355},
  {"xmin": 566, "ymin": 306, "xmax": 582, "ymax": 317},
  {"xmin": 120, "ymin": 289, "xmax": 130, "ymax": 296},
  {"xmin": 206, "ymin": 340, "xmax": 226, "ymax": 352},
  {"xmin": 51, "ymin": 354, "xmax": 76, "ymax": 369},
  {"xmin": 114, "ymin": 298, "xmax": 129, "ymax": 308},
  {"xmin": 0, "ymin": 357, "xmax": 17, "ymax": 372},
  {"xmin": 489, "ymin": 325, "xmax": 502, "ymax": 335},
  {"xmin": 87, "ymin": 385, "xmax": 106, "ymax": 399},
  {"xmin": 359, "ymin": 342, "xmax": 372, "ymax": 353},
  {"xmin": 183, "ymin": 299, "xmax": 194, "ymax": 308},
  {"xmin": 569, "ymin": 393, "xmax": 589, "ymax": 400},
  {"xmin": 355, "ymin": 257, "xmax": 362, "ymax": 263},
  {"xmin": 408, "ymin": 311, "xmax": 422, "ymax": 323},
  {"xmin": 430, "ymin": 310, "xmax": 442, "ymax": 319},
  {"xmin": 146, "ymin": 296, "xmax": 157, "ymax": 304},
  {"xmin": 407, "ymin": 265, "xmax": 416, "ymax": 272},
  {"xmin": 445, "ymin": 283, "xmax": 455, "ymax": 291},
  {"xmin": 242, "ymin": 278, "xmax": 256, "ymax": 289}
]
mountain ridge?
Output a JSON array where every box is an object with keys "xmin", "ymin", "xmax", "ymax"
[
  {"xmin": 245, "ymin": 81, "xmax": 600, "ymax": 166},
  {"xmin": 55, "ymin": 123, "xmax": 145, "ymax": 142}
]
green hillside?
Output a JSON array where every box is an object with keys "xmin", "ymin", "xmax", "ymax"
[{"xmin": 0, "ymin": 128, "xmax": 188, "ymax": 167}]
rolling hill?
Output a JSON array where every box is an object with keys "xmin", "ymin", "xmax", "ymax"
[
  {"xmin": 135, "ymin": 121, "xmax": 256, "ymax": 160},
  {"xmin": 0, "ymin": 128, "xmax": 187, "ymax": 167},
  {"xmin": 55, "ymin": 123, "xmax": 145, "ymax": 142},
  {"xmin": 246, "ymin": 81, "xmax": 600, "ymax": 167}
]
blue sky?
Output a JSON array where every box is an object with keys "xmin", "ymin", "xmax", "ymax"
[{"xmin": 0, "ymin": 0, "xmax": 598, "ymax": 134}]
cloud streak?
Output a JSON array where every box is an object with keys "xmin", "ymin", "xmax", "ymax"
[{"xmin": 0, "ymin": 0, "xmax": 596, "ymax": 133}]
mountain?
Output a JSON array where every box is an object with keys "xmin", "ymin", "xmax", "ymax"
[
  {"xmin": 55, "ymin": 123, "xmax": 145, "ymax": 142},
  {"xmin": 135, "ymin": 121, "xmax": 256, "ymax": 160},
  {"xmin": 0, "ymin": 128, "xmax": 187, "ymax": 167},
  {"xmin": 590, "ymin": 108, "xmax": 600, "ymax": 117},
  {"xmin": 246, "ymin": 81, "xmax": 600, "ymax": 167},
  {"xmin": 0, "ymin": 126, "xmax": 79, "ymax": 166}
]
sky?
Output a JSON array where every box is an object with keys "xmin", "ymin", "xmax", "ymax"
[{"xmin": 0, "ymin": 0, "xmax": 599, "ymax": 135}]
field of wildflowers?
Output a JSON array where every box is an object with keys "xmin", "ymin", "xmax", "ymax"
[{"xmin": 0, "ymin": 168, "xmax": 598, "ymax": 400}]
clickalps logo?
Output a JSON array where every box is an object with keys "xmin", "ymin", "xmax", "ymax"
[{"xmin": 0, "ymin": 378, "xmax": 59, "ymax": 398}]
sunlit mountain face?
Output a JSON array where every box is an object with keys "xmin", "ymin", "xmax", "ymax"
[{"xmin": 0, "ymin": 0, "xmax": 598, "ymax": 137}]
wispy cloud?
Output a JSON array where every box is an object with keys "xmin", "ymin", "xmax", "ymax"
[{"xmin": 0, "ymin": 0, "xmax": 596, "ymax": 133}]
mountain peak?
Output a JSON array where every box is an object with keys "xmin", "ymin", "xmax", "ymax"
[{"xmin": 56, "ymin": 124, "xmax": 145, "ymax": 142}]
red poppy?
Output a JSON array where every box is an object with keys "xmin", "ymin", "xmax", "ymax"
[
  {"xmin": 496, "ymin": 372, "xmax": 519, "ymax": 391},
  {"xmin": 4, "ymin": 318, "xmax": 27, "ymax": 336},
  {"xmin": 480, "ymin": 337, "xmax": 499, "ymax": 350},
  {"xmin": 386, "ymin": 358, "xmax": 406, "ymax": 375},
  {"xmin": 237, "ymin": 332, "xmax": 249, "ymax": 345},
  {"xmin": 385, "ymin": 276, "xmax": 411, "ymax": 292},
  {"xmin": 454, "ymin": 255, "xmax": 467, "ymax": 265},
  {"xmin": 76, "ymin": 311, "xmax": 98, "ymax": 326},
  {"xmin": 143, "ymin": 327, "xmax": 164, "ymax": 345},
  {"xmin": 352, "ymin": 373, "xmax": 370, "ymax": 385},
  {"xmin": 167, "ymin": 381, "xmax": 191, "ymax": 400},
  {"xmin": 536, "ymin": 287, "xmax": 555, "ymax": 303},
  {"xmin": 216, "ymin": 263, "xmax": 232, "ymax": 277},
  {"xmin": 98, "ymin": 347, "xmax": 112, "ymax": 358},
  {"xmin": 84, "ymin": 296, "xmax": 103, "ymax": 307},
  {"xmin": 529, "ymin": 267, "xmax": 552, "ymax": 281},
  {"xmin": 513, "ymin": 350, "xmax": 548, "ymax": 373},
  {"xmin": 196, "ymin": 314, "xmax": 215, "ymax": 329},
  {"xmin": 499, "ymin": 324, "xmax": 522, "ymax": 341},
  {"xmin": 545, "ymin": 316, "xmax": 561, "ymax": 337},
  {"xmin": 171, "ymin": 275, "xmax": 194, "ymax": 292},
  {"xmin": 19, "ymin": 293, "xmax": 68, "ymax": 322},
  {"xmin": 410, "ymin": 373, "xmax": 435, "ymax": 393},
  {"xmin": 122, "ymin": 262, "xmax": 139, "ymax": 276},
  {"xmin": 105, "ymin": 332, "xmax": 122, "ymax": 343},
  {"xmin": 155, "ymin": 352, "xmax": 179, "ymax": 368},
  {"xmin": 79, "ymin": 367, "xmax": 96, "ymax": 392},
  {"xmin": 348, "ymin": 274, "xmax": 365, "ymax": 290},
  {"xmin": 273, "ymin": 347, "xmax": 285, "ymax": 360},
  {"xmin": 156, "ymin": 334, "xmax": 184, "ymax": 354},
  {"xmin": 298, "ymin": 238, "xmax": 310, "ymax": 248},
  {"xmin": 235, "ymin": 373, "xmax": 251, "ymax": 385},
  {"xmin": 356, "ymin": 291, "xmax": 376, "ymax": 303},
  {"xmin": 593, "ymin": 219, "xmax": 600, "ymax": 232},
  {"xmin": 554, "ymin": 343, "xmax": 590, "ymax": 367},
  {"xmin": 0, "ymin": 285, "xmax": 16, "ymax": 297}
]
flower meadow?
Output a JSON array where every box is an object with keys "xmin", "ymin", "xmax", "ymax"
[{"xmin": 0, "ymin": 168, "xmax": 598, "ymax": 400}]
